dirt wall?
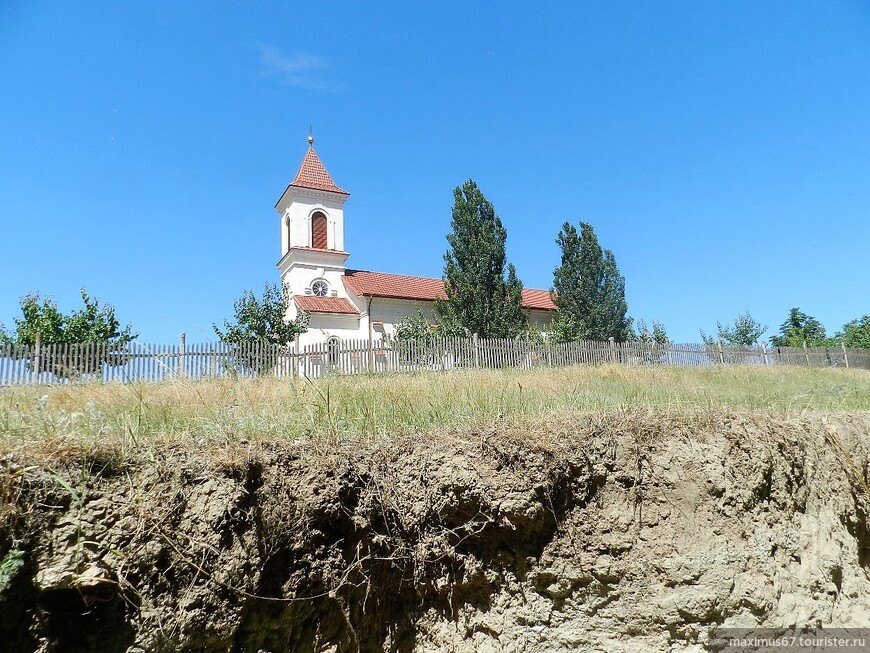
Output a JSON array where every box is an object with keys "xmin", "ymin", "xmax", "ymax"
[{"xmin": 2, "ymin": 411, "xmax": 869, "ymax": 652}]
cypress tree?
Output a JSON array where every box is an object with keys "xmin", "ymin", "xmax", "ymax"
[
  {"xmin": 435, "ymin": 179, "xmax": 527, "ymax": 338},
  {"xmin": 551, "ymin": 222, "xmax": 629, "ymax": 342}
]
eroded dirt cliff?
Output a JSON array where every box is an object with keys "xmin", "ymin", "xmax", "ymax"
[{"xmin": 2, "ymin": 410, "xmax": 869, "ymax": 652}]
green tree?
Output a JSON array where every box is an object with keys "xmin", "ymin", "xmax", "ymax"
[
  {"xmin": 214, "ymin": 283, "xmax": 307, "ymax": 345},
  {"xmin": 837, "ymin": 315, "xmax": 870, "ymax": 349},
  {"xmin": 392, "ymin": 310, "xmax": 440, "ymax": 366},
  {"xmin": 213, "ymin": 283, "xmax": 307, "ymax": 374},
  {"xmin": 550, "ymin": 222, "xmax": 629, "ymax": 343},
  {"xmin": 393, "ymin": 310, "xmax": 435, "ymax": 343},
  {"xmin": 630, "ymin": 318, "xmax": 669, "ymax": 345},
  {"xmin": 627, "ymin": 318, "xmax": 669, "ymax": 365},
  {"xmin": 769, "ymin": 308, "xmax": 835, "ymax": 347},
  {"xmin": 700, "ymin": 311, "xmax": 766, "ymax": 347},
  {"xmin": 0, "ymin": 289, "xmax": 137, "ymax": 377},
  {"xmin": 434, "ymin": 179, "xmax": 527, "ymax": 338}
]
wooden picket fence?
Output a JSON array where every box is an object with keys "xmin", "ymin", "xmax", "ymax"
[{"xmin": 0, "ymin": 336, "xmax": 868, "ymax": 386}]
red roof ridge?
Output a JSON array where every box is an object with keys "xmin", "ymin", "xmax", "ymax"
[
  {"xmin": 345, "ymin": 268, "xmax": 443, "ymax": 283},
  {"xmin": 289, "ymin": 145, "xmax": 349, "ymax": 195}
]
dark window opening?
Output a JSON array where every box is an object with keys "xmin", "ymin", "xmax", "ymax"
[
  {"xmin": 327, "ymin": 337, "xmax": 340, "ymax": 365},
  {"xmin": 312, "ymin": 212, "xmax": 328, "ymax": 249}
]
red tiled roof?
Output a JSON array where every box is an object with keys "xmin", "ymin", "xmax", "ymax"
[
  {"xmin": 343, "ymin": 270, "xmax": 446, "ymax": 303},
  {"xmin": 289, "ymin": 146, "xmax": 349, "ymax": 195},
  {"xmin": 343, "ymin": 270, "xmax": 557, "ymax": 311},
  {"xmin": 519, "ymin": 289, "xmax": 556, "ymax": 311},
  {"xmin": 293, "ymin": 295, "xmax": 359, "ymax": 315}
]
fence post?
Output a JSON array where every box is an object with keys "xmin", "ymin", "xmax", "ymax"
[
  {"xmin": 803, "ymin": 340, "xmax": 810, "ymax": 366},
  {"xmin": 178, "ymin": 332, "xmax": 186, "ymax": 378},
  {"xmin": 33, "ymin": 332, "xmax": 42, "ymax": 384},
  {"xmin": 473, "ymin": 333, "xmax": 480, "ymax": 368},
  {"xmin": 841, "ymin": 340, "xmax": 849, "ymax": 369},
  {"xmin": 760, "ymin": 341, "xmax": 769, "ymax": 366},
  {"xmin": 717, "ymin": 340, "xmax": 725, "ymax": 365}
]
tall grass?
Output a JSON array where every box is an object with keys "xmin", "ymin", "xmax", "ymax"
[{"xmin": 1, "ymin": 365, "xmax": 868, "ymax": 462}]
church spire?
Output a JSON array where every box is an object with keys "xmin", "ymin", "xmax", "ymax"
[{"xmin": 289, "ymin": 133, "xmax": 348, "ymax": 195}]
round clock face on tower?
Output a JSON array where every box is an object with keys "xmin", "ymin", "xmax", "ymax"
[{"xmin": 311, "ymin": 280, "xmax": 329, "ymax": 297}]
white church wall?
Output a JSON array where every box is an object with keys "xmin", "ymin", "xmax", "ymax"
[
  {"xmin": 282, "ymin": 265, "xmax": 347, "ymax": 299},
  {"xmin": 365, "ymin": 298, "xmax": 553, "ymax": 340},
  {"xmin": 368, "ymin": 298, "xmax": 438, "ymax": 339},
  {"xmin": 367, "ymin": 300, "xmax": 553, "ymax": 338},
  {"xmin": 298, "ymin": 314, "xmax": 363, "ymax": 347},
  {"xmin": 527, "ymin": 309, "xmax": 554, "ymax": 333},
  {"xmin": 290, "ymin": 296, "xmax": 554, "ymax": 346}
]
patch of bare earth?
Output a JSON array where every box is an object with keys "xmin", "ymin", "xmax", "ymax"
[{"xmin": 2, "ymin": 410, "xmax": 870, "ymax": 652}]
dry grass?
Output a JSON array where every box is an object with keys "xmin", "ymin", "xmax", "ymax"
[{"xmin": 0, "ymin": 364, "xmax": 868, "ymax": 464}]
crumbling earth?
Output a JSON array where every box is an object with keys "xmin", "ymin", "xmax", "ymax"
[{"xmin": 2, "ymin": 410, "xmax": 869, "ymax": 652}]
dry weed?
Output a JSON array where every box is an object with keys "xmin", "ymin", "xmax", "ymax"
[{"xmin": 0, "ymin": 365, "xmax": 867, "ymax": 468}]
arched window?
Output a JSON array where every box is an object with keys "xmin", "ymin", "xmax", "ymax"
[
  {"xmin": 327, "ymin": 336, "xmax": 340, "ymax": 366},
  {"xmin": 312, "ymin": 212, "xmax": 328, "ymax": 249}
]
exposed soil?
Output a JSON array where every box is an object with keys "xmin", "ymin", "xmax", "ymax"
[{"xmin": 2, "ymin": 410, "xmax": 869, "ymax": 652}]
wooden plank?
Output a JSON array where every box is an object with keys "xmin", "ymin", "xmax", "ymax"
[
  {"xmin": 10, "ymin": 343, "xmax": 17, "ymax": 384},
  {"xmin": 9, "ymin": 345, "xmax": 17, "ymax": 384}
]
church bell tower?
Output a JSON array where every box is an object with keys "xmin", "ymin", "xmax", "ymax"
[{"xmin": 274, "ymin": 135, "xmax": 351, "ymax": 304}]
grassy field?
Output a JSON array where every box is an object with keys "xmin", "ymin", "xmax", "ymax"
[{"xmin": 1, "ymin": 365, "xmax": 868, "ymax": 462}]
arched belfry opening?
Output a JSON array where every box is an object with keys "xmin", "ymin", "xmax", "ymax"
[{"xmin": 312, "ymin": 211, "xmax": 328, "ymax": 249}]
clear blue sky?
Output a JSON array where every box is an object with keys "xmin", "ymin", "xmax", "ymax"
[{"xmin": 1, "ymin": 1, "xmax": 868, "ymax": 344}]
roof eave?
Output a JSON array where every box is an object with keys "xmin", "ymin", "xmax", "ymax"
[
  {"xmin": 302, "ymin": 310, "xmax": 360, "ymax": 316},
  {"xmin": 274, "ymin": 184, "xmax": 350, "ymax": 213},
  {"xmin": 277, "ymin": 247, "xmax": 351, "ymax": 270},
  {"xmin": 350, "ymin": 291, "xmax": 444, "ymax": 303}
]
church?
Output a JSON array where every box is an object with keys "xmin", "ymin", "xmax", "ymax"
[{"xmin": 275, "ymin": 136, "xmax": 556, "ymax": 347}]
